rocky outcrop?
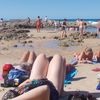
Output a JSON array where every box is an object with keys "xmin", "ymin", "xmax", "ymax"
[{"xmin": 0, "ymin": 28, "xmax": 30, "ymax": 40}]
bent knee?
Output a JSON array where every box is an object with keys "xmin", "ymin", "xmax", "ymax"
[
  {"xmin": 53, "ymin": 54, "xmax": 62, "ymax": 59},
  {"xmin": 37, "ymin": 53, "xmax": 47, "ymax": 59}
]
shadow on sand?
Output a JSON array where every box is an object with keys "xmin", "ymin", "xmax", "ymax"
[{"xmin": 60, "ymin": 90, "xmax": 99, "ymax": 100}]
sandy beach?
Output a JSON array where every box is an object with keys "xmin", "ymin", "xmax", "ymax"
[{"xmin": 0, "ymin": 29, "xmax": 100, "ymax": 100}]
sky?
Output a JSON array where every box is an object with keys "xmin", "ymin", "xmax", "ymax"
[{"xmin": 0, "ymin": 0, "xmax": 100, "ymax": 19}]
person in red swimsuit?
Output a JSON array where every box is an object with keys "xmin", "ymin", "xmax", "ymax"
[{"xmin": 36, "ymin": 16, "xmax": 41, "ymax": 32}]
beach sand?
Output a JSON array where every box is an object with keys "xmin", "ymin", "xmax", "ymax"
[{"xmin": 0, "ymin": 29, "xmax": 100, "ymax": 99}]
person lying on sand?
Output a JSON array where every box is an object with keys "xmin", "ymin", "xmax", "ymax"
[
  {"xmin": 2, "ymin": 54, "xmax": 66, "ymax": 100},
  {"xmin": 2, "ymin": 50, "xmax": 36, "ymax": 79},
  {"xmin": 73, "ymin": 47, "xmax": 93, "ymax": 64}
]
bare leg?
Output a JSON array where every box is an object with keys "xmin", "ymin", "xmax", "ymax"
[
  {"xmin": 47, "ymin": 55, "xmax": 66, "ymax": 95},
  {"xmin": 19, "ymin": 54, "xmax": 49, "ymax": 87},
  {"xmin": 12, "ymin": 85, "xmax": 50, "ymax": 100},
  {"xmin": 30, "ymin": 54, "xmax": 49, "ymax": 80},
  {"xmin": 19, "ymin": 51, "xmax": 30, "ymax": 63},
  {"xmin": 27, "ymin": 51, "xmax": 37, "ymax": 64}
]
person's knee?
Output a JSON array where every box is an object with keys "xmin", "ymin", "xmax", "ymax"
[
  {"xmin": 53, "ymin": 54, "xmax": 62, "ymax": 59},
  {"xmin": 42, "ymin": 85, "xmax": 50, "ymax": 94},
  {"xmin": 38, "ymin": 53, "xmax": 47, "ymax": 59},
  {"xmin": 40, "ymin": 85, "xmax": 50, "ymax": 100},
  {"xmin": 30, "ymin": 51, "xmax": 37, "ymax": 58}
]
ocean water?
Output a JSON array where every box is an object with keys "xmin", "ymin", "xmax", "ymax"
[
  {"xmin": 53, "ymin": 19, "xmax": 100, "ymax": 22},
  {"xmin": 86, "ymin": 27, "xmax": 97, "ymax": 33}
]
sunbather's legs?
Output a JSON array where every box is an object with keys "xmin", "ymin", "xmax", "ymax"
[
  {"xmin": 30, "ymin": 54, "xmax": 49, "ymax": 80},
  {"xmin": 27, "ymin": 51, "xmax": 37, "ymax": 64},
  {"xmin": 12, "ymin": 85, "xmax": 50, "ymax": 100},
  {"xmin": 19, "ymin": 51, "xmax": 30, "ymax": 63},
  {"xmin": 47, "ymin": 54, "xmax": 66, "ymax": 95}
]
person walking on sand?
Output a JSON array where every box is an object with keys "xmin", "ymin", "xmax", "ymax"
[{"xmin": 36, "ymin": 16, "xmax": 41, "ymax": 32}]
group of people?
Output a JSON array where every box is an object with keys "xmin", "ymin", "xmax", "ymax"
[
  {"xmin": 1, "ymin": 47, "xmax": 100, "ymax": 100},
  {"xmin": 2, "ymin": 50, "xmax": 66, "ymax": 100},
  {"xmin": 60, "ymin": 18, "xmax": 87, "ymax": 39}
]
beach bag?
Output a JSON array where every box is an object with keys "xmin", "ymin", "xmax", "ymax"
[
  {"xmin": 4, "ymin": 69, "xmax": 29, "ymax": 87},
  {"xmin": 2, "ymin": 64, "xmax": 14, "ymax": 78}
]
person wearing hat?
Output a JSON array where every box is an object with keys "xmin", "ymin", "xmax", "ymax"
[{"xmin": 2, "ymin": 50, "xmax": 36, "ymax": 80}]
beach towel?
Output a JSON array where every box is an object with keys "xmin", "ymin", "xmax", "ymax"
[
  {"xmin": 92, "ymin": 57, "xmax": 100, "ymax": 64},
  {"xmin": 70, "ymin": 57, "xmax": 78, "ymax": 65},
  {"xmin": 64, "ymin": 68, "xmax": 78, "ymax": 86}
]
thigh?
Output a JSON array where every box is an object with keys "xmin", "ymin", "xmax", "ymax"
[
  {"xmin": 30, "ymin": 54, "xmax": 49, "ymax": 80},
  {"xmin": 19, "ymin": 51, "xmax": 30, "ymax": 63},
  {"xmin": 27, "ymin": 51, "xmax": 37, "ymax": 64},
  {"xmin": 12, "ymin": 85, "xmax": 50, "ymax": 100},
  {"xmin": 47, "ymin": 55, "xmax": 65, "ymax": 94}
]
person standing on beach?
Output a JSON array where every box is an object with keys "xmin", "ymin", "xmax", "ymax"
[
  {"xmin": 36, "ymin": 16, "xmax": 41, "ymax": 32},
  {"xmin": 78, "ymin": 19, "xmax": 85, "ymax": 37},
  {"xmin": 44, "ymin": 16, "xmax": 48, "ymax": 23},
  {"xmin": 0, "ymin": 18, "xmax": 4, "ymax": 26},
  {"xmin": 97, "ymin": 20, "xmax": 100, "ymax": 38},
  {"xmin": 27, "ymin": 17, "xmax": 31, "ymax": 25},
  {"xmin": 61, "ymin": 19, "xmax": 67, "ymax": 39}
]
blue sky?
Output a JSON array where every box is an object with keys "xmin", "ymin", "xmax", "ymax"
[{"xmin": 0, "ymin": 0, "xmax": 100, "ymax": 19}]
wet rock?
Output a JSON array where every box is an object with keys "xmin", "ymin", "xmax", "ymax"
[
  {"xmin": 43, "ymin": 36, "xmax": 46, "ymax": 39},
  {"xmin": 2, "ymin": 47, "xmax": 8, "ymax": 50},
  {"xmin": 53, "ymin": 36, "xmax": 59, "ymax": 39},
  {"xmin": 59, "ymin": 42, "xmax": 69, "ymax": 47},
  {"xmin": 28, "ymin": 40, "xmax": 33, "ymax": 43},
  {"xmin": 13, "ymin": 45, "xmax": 18, "ymax": 47},
  {"xmin": 22, "ymin": 41, "xmax": 27, "ymax": 44}
]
